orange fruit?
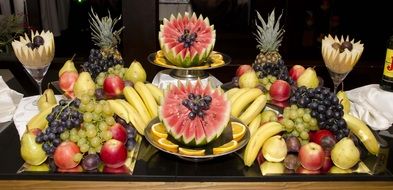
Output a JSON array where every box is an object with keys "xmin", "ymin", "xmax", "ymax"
[
  {"xmin": 232, "ymin": 122, "xmax": 246, "ymax": 141},
  {"xmin": 213, "ymin": 140, "xmax": 238, "ymax": 155},
  {"xmin": 155, "ymin": 57, "xmax": 168, "ymax": 66},
  {"xmin": 151, "ymin": 123, "xmax": 168, "ymax": 139},
  {"xmin": 156, "ymin": 50, "xmax": 165, "ymax": 58},
  {"xmin": 178, "ymin": 147, "xmax": 205, "ymax": 156},
  {"xmin": 157, "ymin": 138, "xmax": 178, "ymax": 153}
]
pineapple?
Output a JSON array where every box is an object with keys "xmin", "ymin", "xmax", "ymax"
[
  {"xmin": 89, "ymin": 8, "xmax": 125, "ymax": 62},
  {"xmin": 83, "ymin": 8, "xmax": 126, "ymax": 79},
  {"xmin": 253, "ymin": 10, "xmax": 285, "ymax": 66}
]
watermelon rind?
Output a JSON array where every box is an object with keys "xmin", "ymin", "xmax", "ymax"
[
  {"xmin": 158, "ymin": 12, "xmax": 216, "ymax": 68},
  {"xmin": 159, "ymin": 80, "xmax": 230, "ymax": 147}
]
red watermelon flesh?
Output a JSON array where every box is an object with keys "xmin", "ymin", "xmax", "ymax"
[
  {"xmin": 159, "ymin": 12, "xmax": 216, "ymax": 67},
  {"xmin": 159, "ymin": 80, "xmax": 230, "ymax": 147}
]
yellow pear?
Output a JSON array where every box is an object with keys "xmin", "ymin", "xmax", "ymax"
[
  {"xmin": 59, "ymin": 55, "xmax": 77, "ymax": 77},
  {"xmin": 73, "ymin": 72, "xmax": 96, "ymax": 99},
  {"xmin": 297, "ymin": 67, "xmax": 319, "ymax": 89},
  {"xmin": 20, "ymin": 131, "xmax": 48, "ymax": 166},
  {"xmin": 329, "ymin": 166, "xmax": 352, "ymax": 174},
  {"xmin": 37, "ymin": 88, "xmax": 57, "ymax": 112},
  {"xmin": 24, "ymin": 163, "xmax": 50, "ymax": 172},
  {"xmin": 260, "ymin": 161, "xmax": 285, "ymax": 175},
  {"xmin": 124, "ymin": 60, "xmax": 147, "ymax": 83},
  {"xmin": 337, "ymin": 90, "xmax": 351, "ymax": 114},
  {"xmin": 331, "ymin": 137, "xmax": 360, "ymax": 170},
  {"xmin": 239, "ymin": 70, "xmax": 259, "ymax": 88}
]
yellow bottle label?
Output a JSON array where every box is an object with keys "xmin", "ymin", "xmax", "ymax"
[{"xmin": 383, "ymin": 48, "xmax": 393, "ymax": 77}]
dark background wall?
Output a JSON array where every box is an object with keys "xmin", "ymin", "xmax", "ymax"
[{"xmin": 22, "ymin": 0, "xmax": 393, "ymax": 67}]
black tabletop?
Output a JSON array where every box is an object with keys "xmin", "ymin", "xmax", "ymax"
[{"xmin": 1, "ymin": 67, "xmax": 393, "ymax": 182}]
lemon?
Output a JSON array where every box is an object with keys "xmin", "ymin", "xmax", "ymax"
[
  {"xmin": 231, "ymin": 122, "xmax": 246, "ymax": 142},
  {"xmin": 157, "ymin": 138, "xmax": 178, "ymax": 153},
  {"xmin": 152, "ymin": 123, "xmax": 168, "ymax": 139},
  {"xmin": 179, "ymin": 147, "xmax": 205, "ymax": 156},
  {"xmin": 213, "ymin": 140, "xmax": 238, "ymax": 155}
]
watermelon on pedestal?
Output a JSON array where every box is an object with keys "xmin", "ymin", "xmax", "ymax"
[
  {"xmin": 158, "ymin": 12, "xmax": 216, "ymax": 67},
  {"xmin": 159, "ymin": 80, "xmax": 230, "ymax": 147}
]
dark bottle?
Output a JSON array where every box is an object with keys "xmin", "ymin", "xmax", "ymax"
[{"xmin": 380, "ymin": 35, "xmax": 393, "ymax": 91}]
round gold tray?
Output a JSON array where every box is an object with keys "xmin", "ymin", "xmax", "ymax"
[
  {"xmin": 144, "ymin": 117, "xmax": 250, "ymax": 162},
  {"xmin": 147, "ymin": 51, "xmax": 231, "ymax": 79}
]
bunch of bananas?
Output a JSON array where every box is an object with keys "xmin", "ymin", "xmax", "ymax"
[
  {"xmin": 225, "ymin": 87, "xmax": 268, "ymax": 126},
  {"xmin": 108, "ymin": 82, "xmax": 163, "ymax": 136}
]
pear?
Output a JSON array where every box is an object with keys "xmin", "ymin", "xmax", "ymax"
[
  {"xmin": 260, "ymin": 161, "xmax": 285, "ymax": 175},
  {"xmin": 297, "ymin": 67, "xmax": 319, "ymax": 89},
  {"xmin": 262, "ymin": 135, "xmax": 287, "ymax": 162},
  {"xmin": 20, "ymin": 131, "xmax": 48, "ymax": 166},
  {"xmin": 337, "ymin": 90, "xmax": 351, "ymax": 114},
  {"xmin": 331, "ymin": 137, "xmax": 360, "ymax": 170},
  {"xmin": 59, "ymin": 55, "xmax": 77, "ymax": 77},
  {"xmin": 24, "ymin": 163, "xmax": 50, "ymax": 172},
  {"xmin": 124, "ymin": 60, "xmax": 147, "ymax": 83},
  {"xmin": 238, "ymin": 70, "xmax": 259, "ymax": 88},
  {"xmin": 37, "ymin": 88, "xmax": 57, "ymax": 112},
  {"xmin": 73, "ymin": 72, "xmax": 96, "ymax": 99},
  {"xmin": 329, "ymin": 166, "xmax": 352, "ymax": 174}
]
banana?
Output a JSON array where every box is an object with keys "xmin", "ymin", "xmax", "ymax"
[
  {"xmin": 123, "ymin": 86, "xmax": 152, "ymax": 124},
  {"xmin": 225, "ymin": 88, "xmax": 239, "ymax": 99},
  {"xmin": 145, "ymin": 83, "xmax": 164, "ymax": 105},
  {"xmin": 231, "ymin": 88, "xmax": 263, "ymax": 117},
  {"xmin": 228, "ymin": 88, "xmax": 249, "ymax": 105},
  {"xmin": 107, "ymin": 99, "xmax": 130, "ymax": 123},
  {"xmin": 343, "ymin": 113, "xmax": 380, "ymax": 155},
  {"xmin": 243, "ymin": 122, "xmax": 283, "ymax": 167},
  {"xmin": 116, "ymin": 99, "xmax": 146, "ymax": 135},
  {"xmin": 239, "ymin": 94, "xmax": 267, "ymax": 125},
  {"xmin": 27, "ymin": 104, "xmax": 57, "ymax": 131},
  {"xmin": 248, "ymin": 114, "xmax": 262, "ymax": 137},
  {"xmin": 134, "ymin": 82, "xmax": 158, "ymax": 118}
]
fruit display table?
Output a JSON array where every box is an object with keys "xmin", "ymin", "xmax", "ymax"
[
  {"xmin": 1, "ymin": 9, "xmax": 393, "ymax": 189},
  {"xmin": 0, "ymin": 66, "xmax": 393, "ymax": 190}
]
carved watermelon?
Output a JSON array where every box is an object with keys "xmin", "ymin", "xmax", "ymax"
[
  {"xmin": 158, "ymin": 12, "xmax": 216, "ymax": 67},
  {"xmin": 159, "ymin": 80, "xmax": 230, "ymax": 146}
]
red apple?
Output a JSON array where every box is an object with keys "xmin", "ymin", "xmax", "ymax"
[
  {"xmin": 236, "ymin": 64, "xmax": 253, "ymax": 77},
  {"xmin": 59, "ymin": 71, "xmax": 78, "ymax": 92},
  {"xmin": 109, "ymin": 123, "xmax": 128, "ymax": 144},
  {"xmin": 57, "ymin": 165, "xmax": 83, "ymax": 173},
  {"xmin": 289, "ymin": 65, "xmax": 305, "ymax": 81},
  {"xmin": 103, "ymin": 165, "xmax": 130, "ymax": 174},
  {"xmin": 64, "ymin": 91, "xmax": 75, "ymax": 99},
  {"xmin": 103, "ymin": 75, "xmax": 125, "ymax": 98},
  {"xmin": 100, "ymin": 139, "xmax": 128, "ymax": 168},
  {"xmin": 54, "ymin": 141, "xmax": 81, "ymax": 169},
  {"xmin": 298, "ymin": 142, "xmax": 325, "ymax": 171},
  {"xmin": 269, "ymin": 80, "xmax": 291, "ymax": 101},
  {"xmin": 309, "ymin": 130, "xmax": 336, "ymax": 150},
  {"xmin": 296, "ymin": 166, "xmax": 320, "ymax": 174},
  {"xmin": 270, "ymin": 99, "xmax": 289, "ymax": 109}
]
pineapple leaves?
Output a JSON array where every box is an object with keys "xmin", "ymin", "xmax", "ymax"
[
  {"xmin": 253, "ymin": 9, "xmax": 285, "ymax": 53},
  {"xmin": 89, "ymin": 8, "xmax": 125, "ymax": 48}
]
